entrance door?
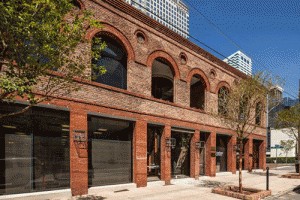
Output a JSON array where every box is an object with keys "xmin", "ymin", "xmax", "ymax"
[
  {"xmin": 253, "ymin": 140, "xmax": 260, "ymax": 169},
  {"xmin": 147, "ymin": 125, "xmax": 162, "ymax": 182},
  {"xmin": 216, "ymin": 135, "xmax": 228, "ymax": 172},
  {"xmin": 199, "ymin": 145, "xmax": 205, "ymax": 175},
  {"xmin": 199, "ymin": 133, "xmax": 206, "ymax": 175},
  {"xmin": 171, "ymin": 131, "xmax": 192, "ymax": 178}
]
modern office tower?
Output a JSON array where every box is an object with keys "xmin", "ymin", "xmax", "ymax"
[
  {"xmin": 125, "ymin": 0, "xmax": 189, "ymax": 38},
  {"xmin": 223, "ymin": 50, "xmax": 252, "ymax": 76}
]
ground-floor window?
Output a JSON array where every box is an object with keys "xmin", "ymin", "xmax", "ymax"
[
  {"xmin": 171, "ymin": 131, "xmax": 192, "ymax": 178},
  {"xmin": 199, "ymin": 132, "xmax": 207, "ymax": 175},
  {"xmin": 216, "ymin": 134, "xmax": 228, "ymax": 172},
  {"xmin": 0, "ymin": 103, "xmax": 70, "ymax": 195},
  {"xmin": 88, "ymin": 115, "xmax": 133, "ymax": 187},
  {"xmin": 253, "ymin": 140, "xmax": 261, "ymax": 169},
  {"xmin": 147, "ymin": 125, "xmax": 163, "ymax": 181}
]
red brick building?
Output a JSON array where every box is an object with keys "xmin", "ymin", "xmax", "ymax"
[{"xmin": 0, "ymin": 0, "xmax": 266, "ymax": 197}]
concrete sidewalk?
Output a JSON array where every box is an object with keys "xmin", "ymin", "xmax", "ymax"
[{"xmin": 1, "ymin": 166, "xmax": 299, "ymax": 200}]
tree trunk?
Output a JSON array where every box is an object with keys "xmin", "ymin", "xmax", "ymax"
[
  {"xmin": 298, "ymin": 127, "xmax": 300, "ymax": 175},
  {"xmin": 239, "ymin": 139, "xmax": 243, "ymax": 193}
]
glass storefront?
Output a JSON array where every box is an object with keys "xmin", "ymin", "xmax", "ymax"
[
  {"xmin": 0, "ymin": 103, "xmax": 70, "ymax": 195},
  {"xmin": 171, "ymin": 131, "xmax": 192, "ymax": 178},
  {"xmin": 199, "ymin": 132, "xmax": 207, "ymax": 175},
  {"xmin": 216, "ymin": 134, "xmax": 228, "ymax": 172},
  {"xmin": 147, "ymin": 125, "xmax": 162, "ymax": 181},
  {"xmin": 88, "ymin": 116, "xmax": 133, "ymax": 187}
]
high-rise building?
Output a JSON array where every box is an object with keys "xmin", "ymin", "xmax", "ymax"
[
  {"xmin": 125, "ymin": 0, "xmax": 189, "ymax": 38},
  {"xmin": 223, "ymin": 50, "xmax": 252, "ymax": 76}
]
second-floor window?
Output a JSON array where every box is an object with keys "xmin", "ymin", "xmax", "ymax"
[
  {"xmin": 190, "ymin": 74, "xmax": 206, "ymax": 110},
  {"xmin": 152, "ymin": 58, "xmax": 174, "ymax": 102},
  {"xmin": 255, "ymin": 102, "xmax": 262, "ymax": 125},
  {"xmin": 218, "ymin": 86, "xmax": 229, "ymax": 116},
  {"xmin": 92, "ymin": 33, "xmax": 127, "ymax": 89}
]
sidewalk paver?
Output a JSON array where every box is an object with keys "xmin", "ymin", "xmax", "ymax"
[{"xmin": 1, "ymin": 166, "xmax": 299, "ymax": 200}]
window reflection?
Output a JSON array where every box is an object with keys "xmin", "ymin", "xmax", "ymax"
[{"xmin": 92, "ymin": 33, "xmax": 127, "ymax": 89}]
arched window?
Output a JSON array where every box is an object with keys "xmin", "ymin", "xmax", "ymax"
[
  {"xmin": 72, "ymin": 0, "xmax": 82, "ymax": 10},
  {"xmin": 218, "ymin": 86, "xmax": 229, "ymax": 115},
  {"xmin": 190, "ymin": 75, "xmax": 206, "ymax": 109},
  {"xmin": 151, "ymin": 58, "xmax": 174, "ymax": 102},
  {"xmin": 255, "ymin": 102, "xmax": 262, "ymax": 125},
  {"xmin": 92, "ymin": 33, "xmax": 127, "ymax": 89}
]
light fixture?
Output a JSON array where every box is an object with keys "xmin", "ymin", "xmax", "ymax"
[
  {"xmin": 61, "ymin": 124, "xmax": 70, "ymax": 128},
  {"xmin": 62, "ymin": 128, "xmax": 69, "ymax": 132},
  {"xmin": 93, "ymin": 131, "xmax": 104, "ymax": 135},
  {"xmin": 15, "ymin": 132, "xmax": 26, "ymax": 135},
  {"xmin": 2, "ymin": 125, "xmax": 17, "ymax": 129},
  {"xmin": 97, "ymin": 128, "xmax": 107, "ymax": 132}
]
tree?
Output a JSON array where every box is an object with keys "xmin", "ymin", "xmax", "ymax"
[
  {"xmin": 276, "ymin": 103, "xmax": 300, "ymax": 174},
  {"xmin": 280, "ymin": 140, "xmax": 295, "ymax": 163},
  {"xmin": 216, "ymin": 72, "xmax": 275, "ymax": 192},
  {"xmin": 0, "ymin": 0, "xmax": 106, "ymax": 118}
]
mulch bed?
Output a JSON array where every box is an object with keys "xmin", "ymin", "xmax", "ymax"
[
  {"xmin": 212, "ymin": 185, "xmax": 271, "ymax": 200},
  {"xmin": 281, "ymin": 173, "xmax": 300, "ymax": 179}
]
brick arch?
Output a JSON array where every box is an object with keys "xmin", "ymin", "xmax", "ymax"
[
  {"xmin": 146, "ymin": 50, "xmax": 180, "ymax": 79},
  {"xmin": 215, "ymin": 81, "xmax": 231, "ymax": 94},
  {"xmin": 85, "ymin": 23, "xmax": 135, "ymax": 61},
  {"xmin": 186, "ymin": 68, "xmax": 211, "ymax": 92}
]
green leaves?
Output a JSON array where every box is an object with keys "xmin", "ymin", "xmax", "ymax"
[
  {"xmin": 0, "ymin": 0, "xmax": 104, "ymax": 115},
  {"xmin": 276, "ymin": 103, "xmax": 300, "ymax": 129}
]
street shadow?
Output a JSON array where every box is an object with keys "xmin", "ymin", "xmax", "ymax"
[
  {"xmin": 77, "ymin": 195, "xmax": 107, "ymax": 200},
  {"xmin": 196, "ymin": 180, "xmax": 228, "ymax": 188},
  {"xmin": 292, "ymin": 185, "xmax": 300, "ymax": 194},
  {"xmin": 249, "ymin": 172, "xmax": 278, "ymax": 176}
]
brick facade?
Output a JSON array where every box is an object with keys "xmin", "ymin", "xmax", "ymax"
[
  {"xmin": 1, "ymin": 0, "xmax": 267, "ymax": 196},
  {"xmin": 62, "ymin": 0, "xmax": 267, "ymax": 195}
]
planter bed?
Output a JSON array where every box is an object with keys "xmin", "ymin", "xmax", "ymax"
[
  {"xmin": 281, "ymin": 173, "xmax": 300, "ymax": 179},
  {"xmin": 212, "ymin": 185, "xmax": 271, "ymax": 200}
]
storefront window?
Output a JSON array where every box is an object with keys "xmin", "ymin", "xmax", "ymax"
[
  {"xmin": 0, "ymin": 103, "xmax": 70, "ymax": 195},
  {"xmin": 88, "ymin": 116, "xmax": 133, "ymax": 187}
]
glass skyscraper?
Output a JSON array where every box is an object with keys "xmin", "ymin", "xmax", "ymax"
[{"xmin": 125, "ymin": 0, "xmax": 189, "ymax": 38}]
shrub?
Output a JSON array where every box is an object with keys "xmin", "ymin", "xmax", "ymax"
[{"xmin": 266, "ymin": 157, "xmax": 296, "ymax": 163}]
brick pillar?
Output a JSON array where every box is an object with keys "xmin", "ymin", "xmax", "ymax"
[
  {"xmin": 205, "ymin": 131, "xmax": 216, "ymax": 177},
  {"xmin": 70, "ymin": 108, "xmax": 88, "ymax": 196},
  {"xmin": 244, "ymin": 136, "xmax": 253, "ymax": 171},
  {"xmin": 161, "ymin": 125, "xmax": 171, "ymax": 185},
  {"xmin": 259, "ymin": 140, "xmax": 266, "ymax": 170},
  {"xmin": 133, "ymin": 120, "xmax": 147, "ymax": 187},
  {"xmin": 190, "ymin": 130, "xmax": 200, "ymax": 179},
  {"xmin": 227, "ymin": 136, "xmax": 236, "ymax": 174}
]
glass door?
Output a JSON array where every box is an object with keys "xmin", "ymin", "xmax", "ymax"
[{"xmin": 147, "ymin": 125, "xmax": 162, "ymax": 181}]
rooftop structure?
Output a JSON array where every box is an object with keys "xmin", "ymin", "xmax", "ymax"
[
  {"xmin": 125, "ymin": 0, "xmax": 189, "ymax": 38},
  {"xmin": 223, "ymin": 50, "xmax": 252, "ymax": 76}
]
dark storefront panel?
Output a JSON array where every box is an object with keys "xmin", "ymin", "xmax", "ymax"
[
  {"xmin": 253, "ymin": 140, "xmax": 261, "ymax": 169},
  {"xmin": 199, "ymin": 132, "xmax": 207, "ymax": 175},
  {"xmin": 88, "ymin": 116, "xmax": 133, "ymax": 187},
  {"xmin": 0, "ymin": 103, "xmax": 70, "ymax": 195}
]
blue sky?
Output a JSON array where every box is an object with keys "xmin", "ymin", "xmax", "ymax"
[{"xmin": 184, "ymin": 0, "xmax": 300, "ymax": 98}]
